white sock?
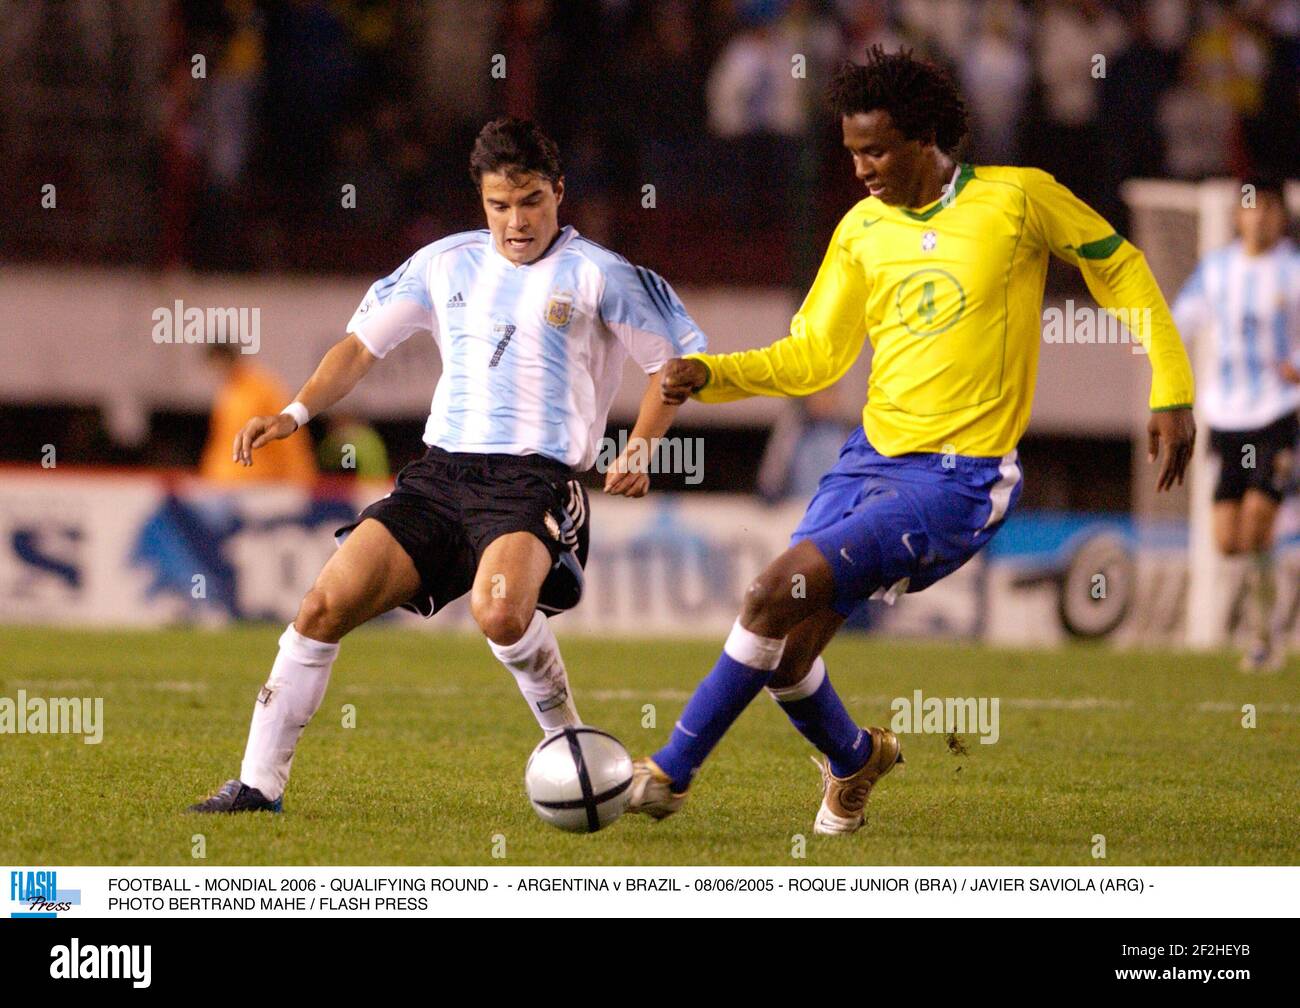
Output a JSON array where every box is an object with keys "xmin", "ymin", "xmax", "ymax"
[
  {"xmin": 1222, "ymin": 553, "xmax": 1251, "ymax": 638},
  {"xmin": 488, "ymin": 610, "xmax": 581, "ymax": 733},
  {"xmin": 1249, "ymin": 549, "xmax": 1277, "ymax": 643},
  {"xmin": 767, "ymin": 656, "xmax": 826, "ymax": 702},
  {"xmin": 239, "ymin": 623, "xmax": 339, "ymax": 801}
]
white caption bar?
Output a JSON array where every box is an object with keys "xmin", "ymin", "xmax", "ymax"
[{"xmin": 8, "ymin": 866, "xmax": 1298, "ymax": 918}]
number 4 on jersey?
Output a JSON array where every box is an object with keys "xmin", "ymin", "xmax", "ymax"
[{"xmin": 916, "ymin": 281, "xmax": 937, "ymax": 325}]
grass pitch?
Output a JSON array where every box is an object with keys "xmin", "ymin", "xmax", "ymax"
[{"xmin": 1, "ymin": 624, "xmax": 1296, "ymax": 866}]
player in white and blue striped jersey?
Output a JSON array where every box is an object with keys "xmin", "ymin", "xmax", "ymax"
[
  {"xmin": 1173, "ymin": 179, "xmax": 1300, "ymax": 672},
  {"xmin": 191, "ymin": 119, "xmax": 706, "ymax": 813}
]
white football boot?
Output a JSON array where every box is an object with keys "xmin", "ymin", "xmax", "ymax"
[{"xmin": 1240, "ymin": 633, "xmax": 1286, "ymax": 674}]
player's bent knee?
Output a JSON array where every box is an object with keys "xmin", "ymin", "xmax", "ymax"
[
  {"xmin": 740, "ymin": 573, "xmax": 778, "ymax": 619},
  {"xmin": 740, "ymin": 570, "xmax": 802, "ymax": 636},
  {"xmin": 295, "ymin": 587, "xmax": 353, "ymax": 643},
  {"xmin": 471, "ymin": 598, "xmax": 531, "ymax": 646},
  {"xmin": 1218, "ymin": 534, "xmax": 1246, "ymax": 557}
]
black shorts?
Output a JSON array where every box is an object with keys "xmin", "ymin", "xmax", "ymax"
[
  {"xmin": 334, "ymin": 445, "xmax": 589, "ymax": 618},
  {"xmin": 1208, "ymin": 413, "xmax": 1300, "ymax": 503}
]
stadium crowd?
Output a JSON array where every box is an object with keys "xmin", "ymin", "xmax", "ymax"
[{"xmin": 2, "ymin": 0, "xmax": 1297, "ymax": 286}]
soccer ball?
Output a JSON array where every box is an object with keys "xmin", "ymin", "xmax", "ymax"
[{"xmin": 524, "ymin": 726, "xmax": 633, "ymax": 833}]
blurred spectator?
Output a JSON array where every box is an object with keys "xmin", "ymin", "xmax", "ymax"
[
  {"xmin": 707, "ymin": 1, "xmax": 810, "ymax": 139},
  {"xmin": 1147, "ymin": 0, "xmax": 1194, "ymax": 50},
  {"xmin": 786, "ymin": 0, "xmax": 845, "ymax": 101},
  {"xmin": 897, "ymin": 0, "xmax": 973, "ymax": 63},
  {"xmin": 160, "ymin": 61, "xmax": 204, "ymax": 270},
  {"xmin": 203, "ymin": 1, "xmax": 264, "ymax": 192},
  {"xmin": 834, "ymin": 0, "xmax": 907, "ymax": 59},
  {"xmin": 707, "ymin": 0, "xmax": 813, "ymax": 224},
  {"xmin": 5, "ymin": 0, "xmax": 1300, "ymax": 286},
  {"xmin": 1097, "ymin": 0, "xmax": 1181, "ymax": 228},
  {"xmin": 192, "ymin": 0, "xmax": 265, "ymax": 271},
  {"xmin": 330, "ymin": 119, "xmax": 399, "ymax": 231},
  {"xmin": 417, "ymin": 0, "xmax": 504, "ymax": 131},
  {"xmin": 318, "ymin": 414, "xmax": 389, "ymax": 480},
  {"xmin": 1241, "ymin": 1, "xmax": 1300, "ymax": 182},
  {"xmin": 199, "ymin": 343, "xmax": 317, "ymax": 486},
  {"xmin": 500, "ymin": 0, "xmax": 553, "ymax": 122},
  {"xmin": 1029, "ymin": 0, "xmax": 1127, "ymax": 209},
  {"xmin": 1187, "ymin": 2, "xmax": 1269, "ymax": 120},
  {"xmin": 259, "ymin": 0, "xmax": 355, "ymax": 221},
  {"xmin": 1159, "ymin": 51, "xmax": 1235, "ymax": 178},
  {"xmin": 960, "ymin": 0, "xmax": 1031, "ymax": 164},
  {"xmin": 333, "ymin": 0, "xmax": 401, "ymax": 114},
  {"xmin": 757, "ymin": 388, "xmax": 853, "ymax": 503},
  {"xmin": 626, "ymin": 1, "xmax": 708, "ymax": 204}
]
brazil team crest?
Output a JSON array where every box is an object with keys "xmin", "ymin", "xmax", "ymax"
[{"xmin": 545, "ymin": 292, "xmax": 574, "ymax": 329}]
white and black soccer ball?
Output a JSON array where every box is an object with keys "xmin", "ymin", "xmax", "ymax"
[{"xmin": 524, "ymin": 726, "xmax": 633, "ymax": 833}]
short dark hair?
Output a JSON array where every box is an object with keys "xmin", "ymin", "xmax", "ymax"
[
  {"xmin": 1240, "ymin": 175, "xmax": 1286, "ymax": 204},
  {"xmin": 205, "ymin": 341, "xmax": 239, "ymax": 363},
  {"xmin": 469, "ymin": 117, "xmax": 562, "ymax": 189},
  {"xmin": 828, "ymin": 46, "xmax": 968, "ymax": 155}
]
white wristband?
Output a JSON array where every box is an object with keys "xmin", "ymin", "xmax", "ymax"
[{"xmin": 281, "ymin": 401, "xmax": 310, "ymax": 430}]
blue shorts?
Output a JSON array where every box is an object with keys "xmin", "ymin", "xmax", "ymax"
[{"xmin": 790, "ymin": 427, "xmax": 1023, "ymax": 616}]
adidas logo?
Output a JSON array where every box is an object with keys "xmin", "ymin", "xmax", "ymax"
[{"xmin": 447, "ymin": 291, "xmax": 465, "ymax": 308}]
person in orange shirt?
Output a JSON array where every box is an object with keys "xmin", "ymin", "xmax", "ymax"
[{"xmin": 199, "ymin": 343, "xmax": 317, "ymax": 486}]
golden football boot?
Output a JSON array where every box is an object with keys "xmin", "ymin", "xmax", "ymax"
[
  {"xmin": 625, "ymin": 757, "xmax": 688, "ymax": 820},
  {"xmin": 812, "ymin": 727, "xmax": 903, "ymax": 835}
]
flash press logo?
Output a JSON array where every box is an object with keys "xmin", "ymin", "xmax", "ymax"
[
  {"xmin": 9, "ymin": 870, "xmax": 79, "ymax": 918},
  {"xmin": 50, "ymin": 939, "xmax": 151, "ymax": 988}
]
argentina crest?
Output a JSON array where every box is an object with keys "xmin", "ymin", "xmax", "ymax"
[{"xmin": 545, "ymin": 290, "xmax": 574, "ymax": 328}]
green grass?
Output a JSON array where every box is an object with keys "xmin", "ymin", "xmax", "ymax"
[{"xmin": 1, "ymin": 625, "xmax": 1296, "ymax": 865}]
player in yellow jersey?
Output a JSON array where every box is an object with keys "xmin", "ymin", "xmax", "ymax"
[{"xmin": 628, "ymin": 47, "xmax": 1196, "ymax": 834}]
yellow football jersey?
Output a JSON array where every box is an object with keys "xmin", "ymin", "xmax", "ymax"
[{"xmin": 689, "ymin": 165, "xmax": 1194, "ymax": 457}]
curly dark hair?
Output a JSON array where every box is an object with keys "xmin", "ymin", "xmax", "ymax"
[
  {"xmin": 828, "ymin": 47, "xmax": 968, "ymax": 155},
  {"xmin": 469, "ymin": 117, "xmax": 562, "ymax": 188}
]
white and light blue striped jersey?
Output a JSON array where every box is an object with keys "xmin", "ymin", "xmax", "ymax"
[
  {"xmin": 345, "ymin": 226, "xmax": 707, "ymax": 470},
  {"xmin": 1173, "ymin": 238, "xmax": 1300, "ymax": 431}
]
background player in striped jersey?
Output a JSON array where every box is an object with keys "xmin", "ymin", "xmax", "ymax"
[
  {"xmin": 628, "ymin": 47, "xmax": 1197, "ymax": 833},
  {"xmin": 1173, "ymin": 180, "xmax": 1300, "ymax": 673},
  {"xmin": 190, "ymin": 118, "xmax": 706, "ymax": 813}
]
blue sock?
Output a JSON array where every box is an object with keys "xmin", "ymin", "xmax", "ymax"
[
  {"xmin": 770, "ymin": 658, "xmax": 871, "ymax": 778},
  {"xmin": 652, "ymin": 621, "xmax": 785, "ymax": 792}
]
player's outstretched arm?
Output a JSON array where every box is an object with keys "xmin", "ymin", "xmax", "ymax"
[
  {"xmin": 1024, "ymin": 169, "xmax": 1195, "ymax": 492},
  {"xmin": 606, "ymin": 370, "xmax": 683, "ymax": 497},
  {"xmin": 666, "ymin": 217, "xmax": 870, "ymax": 405},
  {"xmin": 232, "ymin": 334, "xmax": 377, "ymax": 466}
]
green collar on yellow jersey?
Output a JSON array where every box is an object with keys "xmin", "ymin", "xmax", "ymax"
[{"xmin": 897, "ymin": 163, "xmax": 975, "ymax": 222}]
